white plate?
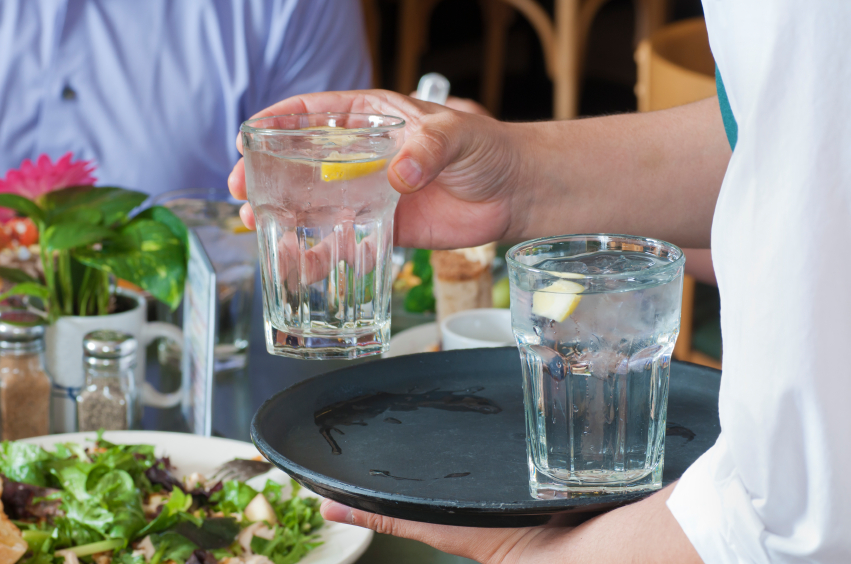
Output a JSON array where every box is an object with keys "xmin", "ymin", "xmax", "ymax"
[
  {"xmin": 21, "ymin": 431, "xmax": 373, "ymax": 564},
  {"xmin": 383, "ymin": 322, "xmax": 438, "ymax": 358}
]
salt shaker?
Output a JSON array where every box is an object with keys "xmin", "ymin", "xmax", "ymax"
[
  {"xmin": 76, "ymin": 330, "xmax": 137, "ymax": 431},
  {"xmin": 0, "ymin": 311, "xmax": 51, "ymax": 440}
]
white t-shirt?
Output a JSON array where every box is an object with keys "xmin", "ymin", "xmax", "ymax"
[{"xmin": 667, "ymin": 1, "xmax": 851, "ymax": 562}]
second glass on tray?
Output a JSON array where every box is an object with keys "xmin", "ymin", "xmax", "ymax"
[
  {"xmin": 241, "ymin": 113, "xmax": 405, "ymax": 359},
  {"xmin": 508, "ymin": 234, "xmax": 684, "ymax": 498}
]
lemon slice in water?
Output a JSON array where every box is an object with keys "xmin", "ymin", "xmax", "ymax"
[
  {"xmin": 532, "ymin": 273, "xmax": 585, "ymax": 322},
  {"xmin": 299, "ymin": 127, "xmax": 387, "ymax": 181},
  {"xmin": 321, "ymin": 153, "xmax": 387, "ymax": 182}
]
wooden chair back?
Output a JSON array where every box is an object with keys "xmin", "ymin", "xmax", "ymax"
[{"xmin": 634, "ymin": 18, "xmax": 721, "ymax": 369}]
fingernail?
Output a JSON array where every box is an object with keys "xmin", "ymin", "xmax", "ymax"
[
  {"xmin": 394, "ymin": 158, "xmax": 422, "ymax": 189},
  {"xmin": 320, "ymin": 500, "xmax": 353, "ymax": 524}
]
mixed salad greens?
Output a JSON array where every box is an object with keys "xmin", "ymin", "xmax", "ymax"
[{"xmin": 0, "ymin": 434, "xmax": 323, "ymax": 564}]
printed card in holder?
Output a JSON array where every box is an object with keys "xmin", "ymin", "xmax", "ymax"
[{"xmin": 181, "ymin": 230, "xmax": 216, "ymax": 436}]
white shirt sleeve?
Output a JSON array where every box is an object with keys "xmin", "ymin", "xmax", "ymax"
[{"xmin": 667, "ymin": 2, "xmax": 851, "ymax": 562}]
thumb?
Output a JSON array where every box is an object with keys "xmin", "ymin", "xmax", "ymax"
[{"xmin": 388, "ymin": 112, "xmax": 466, "ymax": 194}]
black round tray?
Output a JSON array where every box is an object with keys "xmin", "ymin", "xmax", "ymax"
[{"xmin": 251, "ymin": 348, "xmax": 720, "ymax": 527}]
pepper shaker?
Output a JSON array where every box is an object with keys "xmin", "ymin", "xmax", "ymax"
[
  {"xmin": 76, "ymin": 330, "xmax": 137, "ymax": 431},
  {"xmin": 0, "ymin": 311, "xmax": 51, "ymax": 440}
]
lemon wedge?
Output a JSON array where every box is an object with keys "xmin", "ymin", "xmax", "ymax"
[
  {"xmin": 299, "ymin": 127, "xmax": 387, "ymax": 181},
  {"xmin": 224, "ymin": 216, "xmax": 251, "ymax": 234},
  {"xmin": 321, "ymin": 153, "xmax": 387, "ymax": 182},
  {"xmin": 532, "ymin": 275, "xmax": 585, "ymax": 322}
]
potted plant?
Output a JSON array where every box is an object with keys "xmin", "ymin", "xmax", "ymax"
[{"xmin": 0, "ymin": 154, "xmax": 188, "ymax": 431}]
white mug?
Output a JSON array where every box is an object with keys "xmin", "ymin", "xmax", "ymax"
[
  {"xmin": 440, "ymin": 308, "xmax": 514, "ymax": 351},
  {"xmin": 46, "ymin": 288, "xmax": 184, "ymax": 432}
]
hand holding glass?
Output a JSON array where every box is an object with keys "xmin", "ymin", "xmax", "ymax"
[{"xmin": 240, "ymin": 114, "xmax": 405, "ymax": 359}]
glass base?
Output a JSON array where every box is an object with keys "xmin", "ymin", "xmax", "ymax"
[
  {"xmin": 214, "ymin": 343, "xmax": 248, "ymax": 372},
  {"xmin": 528, "ymin": 456, "xmax": 664, "ymax": 499},
  {"xmin": 264, "ymin": 320, "xmax": 390, "ymax": 360}
]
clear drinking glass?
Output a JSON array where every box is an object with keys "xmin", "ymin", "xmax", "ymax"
[
  {"xmin": 151, "ymin": 188, "xmax": 258, "ymax": 372},
  {"xmin": 507, "ymin": 234, "xmax": 684, "ymax": 498},
  {"xmin": 241, "ymin": 113, "xmax": 405, "ymax": 359}
]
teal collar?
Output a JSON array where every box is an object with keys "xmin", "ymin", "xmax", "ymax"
[{"xmin": 716, "ymin": 67, "xmax": 738, "ymax": 150}]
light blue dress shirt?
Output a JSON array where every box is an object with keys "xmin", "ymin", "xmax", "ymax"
[{"xmin": 0, "ymin": 0, "xmax": 372, "ymax": 196}]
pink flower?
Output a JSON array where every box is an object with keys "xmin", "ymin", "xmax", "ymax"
[{"xmin": 1, "ymin": 153, "xmax": 97, "ymax": 199}]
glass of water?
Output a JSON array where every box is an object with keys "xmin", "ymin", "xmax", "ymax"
[
  {"xmin": 241, "ymin": 113, "xmax": 405, "ymax": 359},
  {"xmin": 507, "ymin": 234, "xmax": 684, "ymax": 498},
  {"xmin": 152, "ymin": 188, "xmax": 258, "ymax": 372}
]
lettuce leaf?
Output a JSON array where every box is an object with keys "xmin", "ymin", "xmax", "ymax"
[
  {"xmin": 209, "ymin": 481, "xmax": 257, "ymax": 515},
  {"xmin": 0, "ymin": 442, "xmax": 55, "ymax": 486}
]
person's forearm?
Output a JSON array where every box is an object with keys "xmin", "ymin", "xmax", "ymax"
[
  {"xmin": 546, "ymin": 484, "xmax": 704, "ymax": 564},
  {"xmin": 319, "ymin": 482, "xmax": 704, "ymax": 563},
  {"xmin": 508, "ymin": 97, "xmax": 730, "ymax": 248}
]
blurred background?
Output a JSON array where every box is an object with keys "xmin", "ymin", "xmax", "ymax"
[
  {"xmin": 365, "ymin": 0, "xmax": 703, "ymax": 118},
  {"xmin": 363, "ymin": 0, "xmax": 720, "ymax": 366}
]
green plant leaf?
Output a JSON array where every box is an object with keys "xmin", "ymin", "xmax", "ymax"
[
  {"xmin": 0, "ymin": 193, "xmax": 44, "ymax": 224},
  {"xmin": 136, "ymin": 206, "xmax": 189, "ymax": 248},
  {"xmin": 43, "ymin": 222, "xmax": 114, "ymax": 252},
  {"xmin": 49, "ymin": 207, "xmax": 103, "ymax": 226},
  {"xmin": 0, "ymin": 266, "xmax": 38, "ymax": 284},
  {"xmin": 74, "ymin": 218, "xmax": 187, "ymax": 309},
  {"xmin": 404, "ymin": 282, "xmax": 434, "ymax": 313},
  {"xmin": 0, "ymin": 282, "xmax": 50, "ymax": 303},
  {"xmin": 42, "ymin": 186, "xmax": 147, "ymax": 226},
  {"xmin": 411, "ymin": 249, "xmax": 433, "ymax": 282}
]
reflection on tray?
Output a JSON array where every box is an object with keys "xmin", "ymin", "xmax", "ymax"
[{"xmin": 314, "ymin": 386, "xmax": 502, "ymax": 454}]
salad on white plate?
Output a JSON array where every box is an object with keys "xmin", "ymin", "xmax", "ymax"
[{"xmin": 0, "ymin": 432, "xmax": 371, "ymax": 564}]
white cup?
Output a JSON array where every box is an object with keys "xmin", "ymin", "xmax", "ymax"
[{"xmin": 440, "ymin": 308, "xmax": 514, "ymax": 351}]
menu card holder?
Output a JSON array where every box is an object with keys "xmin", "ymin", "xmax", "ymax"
[{"xmin": 181, "ymin": 230, "xmax": 216, "ymax": 436}]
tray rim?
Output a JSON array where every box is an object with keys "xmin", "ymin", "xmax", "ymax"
[{"xmin": 250, "ymin": 349, "xmax": 721, "ymax": 520}]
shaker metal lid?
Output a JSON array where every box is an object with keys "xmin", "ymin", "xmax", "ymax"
[
  {"xmin": 0, "ymin": 310, "xmax": 46, "ymax": 341},
  {"xmin": 83, "ymin": 330, "xmax": 138, "ymax": 358}
]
